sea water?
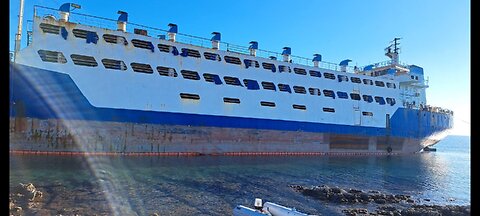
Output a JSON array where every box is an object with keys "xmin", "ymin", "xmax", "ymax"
[{"xmin": 9, "ymin": 135, "xmax": 470, "ymax": 215}]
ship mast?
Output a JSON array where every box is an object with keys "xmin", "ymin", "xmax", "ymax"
[
  {"xmin": 14, "ymin": 0, "xmax": 25, "ymax": 63},
  {"xmin": 385, "ymin": 37, "xmax": 401, "ymax": 65}
]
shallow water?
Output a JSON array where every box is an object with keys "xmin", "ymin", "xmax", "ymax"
[{"xmin": 9, "ymin": 135, "xmax": 470, "ymax": 215}]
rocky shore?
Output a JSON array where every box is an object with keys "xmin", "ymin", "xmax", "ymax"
[{"xmin": 290, "ymin": 184, "xmax": 470, "ymax": 216}]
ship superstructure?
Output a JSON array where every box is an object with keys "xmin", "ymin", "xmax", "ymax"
[{"xmin": 9, "ymin": 4, "xmax": 453, "ymax": 155}]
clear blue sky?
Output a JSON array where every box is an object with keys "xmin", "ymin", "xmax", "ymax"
[{"xmin": 9, "ymin": 0, "xmax": 470, "ymax": 135}]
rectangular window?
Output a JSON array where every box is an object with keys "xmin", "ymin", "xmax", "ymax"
[
  {"xmin": 181, "ymin": 48, "xmax": 201, "ymax": 58},
  {"xmin": 39, "ymin": 23, "xmax": 60, "ymax": 34},
  {"xmin": 375, "ymin": 96, "xmax": 386, "ymax": 105},
  {"xmin": 375, "ymin": 81, "xmax": 385, "ymax": 87},
  {"xmin": 37, "ymin": 50, "xmax": 67, "ymax": 63},
  {"xmin": 132, "ymin": 39, "xmax": 154, "ymax": 51},
  {"xmin": 351, "ymin": 77, "xmax": 361, "ymax": 83},
  {"xmin": 72, "ymin": 29, "xmax": 96, "ymax": 39},
  {"xmin": 70, "ymin": 54, "xmax": 98, "ymax": 67},
  {"xmin": 323, "ymin": 107, "xmax": 335, "ymax": 113},
  {"xmin": 362, "ymin": 111, "xmax": 373, "ymax": 116},
  {"xmin": 278, "ymin": 65, "xmax": 291, "ymax": 73},
  {"xmin": 278, "ymin": 84, "xmax": 292, "ymax": 93},
  {"xmin": 181, "ymin": 70, "xmax": 200, "ymax": 80},
  {"xmin": 157, "ymin": 66, "xmax": 177, "ymax": 77},
  {"xmin": 262, "ymin": 82, "xmax": 276, "ymax": 91},
  {"xmin": 102, "ymin": 59, "xmax": 127, "ymax": 70},
  {"xmin": 293, "ymin": 86, "xmax": 306, "ymax": 94},
  {"xmin": 293, "ymin": 104, "xmax": 306, "ymax": 110},
  {"xmin": 309, "ymin": 70, "xmax": 321, "ymax": 77},
  {"xmin": 309, "ymin": 87, "xmax": 321, "ymax": 96},
  {"xmin": 243, "ymin": 79, "xmax": 260, "ymax": 90},
  {"xmin": 323, "ymin": 90, "xmax": 335, "ymax": 98},
  {"xmin": 131, "ymin": 63, "xmax": 153, "ymax": 73},
  {"xmin": 204, "ymin": 52, "xmax": 221, "ymax": 61},
  {"xmin": 323, "ymin": 72, "xmax": 336, "ymax": 80},
  {"xmin": 386, "ymin": 82, "xmax": 396, "ymax": 89},
  {"xmin": 203, "ymin": 73, "xmax": 222, "ymax": 84},
  {"xmin": 262, "ymin": 62, "xmax": 276, "ymax": 71},
  {"xmin": 337, "ymin": 91, "xmax": 348, "ymax": 99},
  {"xmin": 180, "ymin": 93, "xmax": 200, "ymax": 100},
  {"xmin": 350, "ymin": 93, "xmax": 361, "ymax": 100},
  {"xmin": 363, "ymin": 79, "xmax": 373, "ymax": 85},
  {"xmin": 103, "ymin": 34, "xmax": 128, "ymax": 45},
  {"xmin": 223, "ymin": 97, "xmax": 240, "ymax": 104},
  {"xmin": 158, "ymin": 44, "xmax": 172, "ymax": 52},
  {"xmin": 244, "ymin": 59, "xmax": 260, "ymax": 68},
  {"xmin": 293, "ymin": 68, "xmax": 307, "ymax": 75},
  {"xmin": 337, "ymin": 75, "xmax": 349, "ymax": 82},
  {"xmin": 362, "ymin": 95, "xmax": 373, "ymax": 103},
  {"xmin": 224, "ymin": 56, "xmax": 242, "ymax": 65},
  {"xmin": 386, "ymin": 97, "xmax": 396, "ymax": 106},
  {"xmin": 224, "ymin": 76, "xmax": 243, "ymax": 86},
  {"xmin": 260, "ymin": 101, "xmax": 276, "ymax": 107}
]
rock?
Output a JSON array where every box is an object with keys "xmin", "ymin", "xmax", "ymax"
[
  {"xmin": 424, "ymin": 198, "xmax": 430, "ymax": 202},
  {"xmin": 349, "ymin": 189, "xmax": 362, "ymax": 194},
  {"xmin": 374, "ymin": 198, "xmax": 386, "ymax": 204}
]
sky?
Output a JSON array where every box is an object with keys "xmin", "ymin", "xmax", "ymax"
[{"xmin": 9, "ymin": 0, "xmax": 470, "ymax": 136}]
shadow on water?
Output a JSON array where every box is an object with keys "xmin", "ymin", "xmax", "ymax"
[{"xmin": 10, "ymin": 136, "xmax": 470, "ymax": 215}]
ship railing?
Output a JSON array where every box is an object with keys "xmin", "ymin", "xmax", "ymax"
[
  {"xmin": 33, "ymin": 5, "xmax": 354, "ymax": 73},
  {"xmin": 359, "ymin": 60, "xmax": 409, "ymax": 71},
  {"xmin": 420, "ymin": 105, "xmax": 454, "ymax": 115}
]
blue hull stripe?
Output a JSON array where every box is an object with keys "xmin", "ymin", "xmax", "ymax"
[{"xmin": 9, "ymin": 63, "xmax": 452, "ymax": 139}]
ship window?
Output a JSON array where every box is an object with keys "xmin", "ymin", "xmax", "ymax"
[
  {"xmin": 278, "ymin": 65, "xmax": 291, "ymax": 73},
  {"xmin": 375, "ymin": 81, "xmax": 385, "ymax": 87},
  {"xmin": 362, "ymin": 111, "xmax": 373, "ymax": 116},
  {"xmin": 181, "ymin": 48, "xmax": 201, "ymax": 58},
  {"xmin": 243, "ymin": 79, "xmax": 260, "ymax": 90},
  {"xmin": 309, "ymin": 70, "xmax": 321, "ymax": 78},
  {"xmin": 337, "ymin": 91, "xmax": 349, "ymax": 99},
  {"xmin": 181, "ymin": 70, "xmax": 200, "ymax": 80},
  {"xmin": 323, "ymin": 107, "xmax": 335, "ymax": 113},
  {"xmin": 39, "ymin": 23, "xmax": 60, "ymax": 34},
  {"xmin": 374, "ymin": 96, "xmax": 386, "ymax": 105},
  {"xmin": 103, "ymin": 34, "xmax": 128, "ymax": 45},
  {"xmin": 158, "ymin": 44, "xmax": 172, "ymax": 52},
  {"xmin": 224, "ymin": 56, "xmax": 242, "ymax": 65},
  {"xmin": 223, "ymin": 97, "xmax": 240, "ymax": 104},
  {"xmin": 337, "ymin": 75, "xmax": 349, "ymax": 82},
  {"xmin": 351, "ymin": 77, "xmax": 361, "ymax": 83},
  {"xmin": 323, "ymin": 72, "xmax": 336, "ymax": 80},
  {"xmin": 411, "ymin": 75, "xmax": 415, "ymax": 79},
  {"xmin": 363, "ymin": 79, "xmax": 373, "ymax": 85},
  {"xmin": 37, "ymin": 50, "xmax": 67, "ymax": 63},
  {"xmin": 261, "ymin": 82, "xmax": 276, "ymax": 91},
  {"xmin": 350, "ymin": 93, "xmax": 361, "ymax": 100},
  {"xmin": 180, "ymin": 93, "xmax": 200, "ymax": 100},
  {"xmin": 386, "ymin": 97, "xmax": 396, "ymax": 106},
  {"xmin": 362, "ymin": 95, "xmax": 373, "ymax": 103},
  {"xmin": 157, "ymin": 66, "xmax": 178, "ymax": 77},
  {"xmin": 386, "ymin": 82, "xmax": 396, "ymax": 89},
  {"xmin": 204, "ymin": 52, "xmax": 221, "ymax": 61},
  {"xmin": 260, "ymin": 101, "xmax": 276, "ymax": 107},
  {"xmin": 323, "ymin": 90, "xmax": 335, "ymax": 98},
  {"xmin": 293, "ymin": 86, "xmax": 306, "ymax": 94},
  {"xmin": 293, "ymin": 104, "xmax": 306, "ymax": 110},
  {"xmin": 131, "ymin": 63, "xmax": 153, "ymax": 73},
  {"xmin": 70, "ymin": 54, "xmax": 98, "ymax": 67},
  {"xmin": 72, "ymin": 29, "xmax": 96, "ymax": 39},
  {"xmin": 308, "ymin": 87, "xmax": 321, "ymax": 96},
  {"xmin": 132, "ymin": 39, "xmax": 155, "ymax": 52},
  {"xmin": 262, "ymin": 62, "xmax": 276, "ymax": 72},
  {"xmin": 293, "ymin": 68, "xmax": 307, "ymax": 75},
  {"xmin": 415, "ymin": 76, "xmax": 418, "ymax": 80},
  {"xmin": 244, "ymin": 59, "xmax": 260, "ymax": 68},
  {"xmin": 278, "ymin": 84, "xmax": 292, "ymax": 93},
  {"xmin": 102, "ymin": 58, "xmax": 127, "ymax": 70},
  {"xmin": 224, "ymin": 76, "xmax": 243, "ymax": 86},
  {"xmin": 203, "ymin": 73, "xmax": 222, "ymax": 84}
]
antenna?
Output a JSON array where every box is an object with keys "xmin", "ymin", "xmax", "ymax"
[
  {"xmin": 385, "ymin": 37, "xmax": 401, "ymax": 64},
  {"xmin": 14, "ymin": 0, "xmax": 25, "ymax": 62}
]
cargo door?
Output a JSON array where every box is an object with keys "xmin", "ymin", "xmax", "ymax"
[{"xmin": 354, "ymin": 109, "xmax": 361, "ymax": 125}]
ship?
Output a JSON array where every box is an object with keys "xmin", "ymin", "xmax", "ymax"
[{"xmin": 9, "ymin": 3, "xmax": 453, "ymax": 155}]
